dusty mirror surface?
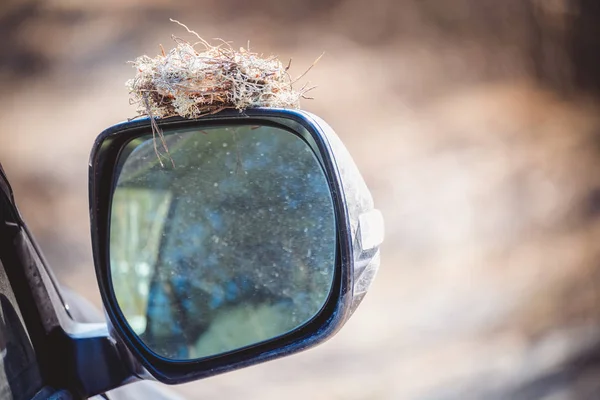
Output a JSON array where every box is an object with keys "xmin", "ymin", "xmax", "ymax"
[{"xmin": 109, "ymin": 124, "xmax": 336, "ymax": 360}]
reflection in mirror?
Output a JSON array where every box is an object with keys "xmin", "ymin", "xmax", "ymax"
[{"xmin": 110, "ymin": 124, "xmax": 336, "ymax": 360}]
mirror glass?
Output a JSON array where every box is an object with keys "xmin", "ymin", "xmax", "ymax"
[{"xmin": 109, "ymin": 124, "xmax": 336, "ymax": 360}]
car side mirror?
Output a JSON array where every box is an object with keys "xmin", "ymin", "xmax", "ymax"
[{"xmin": 89, "ymin": 108, "xmax": 383, "ymax": 384}]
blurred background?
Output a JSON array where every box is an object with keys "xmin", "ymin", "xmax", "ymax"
[{"xmin": 2, "ymin": 0, "xmax": 600, "ymax": 398}]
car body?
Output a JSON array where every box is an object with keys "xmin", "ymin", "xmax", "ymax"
[{"xmin": 1, "ymin": 160, "xmax": 187, "ymax": 399}]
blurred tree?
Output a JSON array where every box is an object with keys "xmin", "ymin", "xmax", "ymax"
[
  {"xmin": 0, "ymin": 0, "xmax": 50, "ymax": 79},
  {"xmin": 112, "ymin": 125, "xmax": 336, "ymax": 359},
  {"xmin": 570, "ymin": 0, "xmax": 600, "ymax": 96}
]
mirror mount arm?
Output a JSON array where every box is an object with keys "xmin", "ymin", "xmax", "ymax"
[
  {"xmin": 0, "ymin": 179, "xmax": 142, "ymax": 398},
  {"xmin": 55, "ymin": 321, "xmax": 141, "ymax": 398}
]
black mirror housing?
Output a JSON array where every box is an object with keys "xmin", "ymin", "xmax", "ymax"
[{"xmin": 89, "ymin": 108, "xmax": 383, "ymax": 384}]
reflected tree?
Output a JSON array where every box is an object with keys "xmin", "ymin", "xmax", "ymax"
[{"xmin": 111, "ymin": 124, "xmax": 336, "ymax": 359}]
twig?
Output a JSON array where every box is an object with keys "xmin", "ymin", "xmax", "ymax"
[
  {"xmin": 142, "ymin": 93, "xmax": 175, "ymax": 168},
  {"xmin": 292, "ymin": 52, "xmax": 324, "ymax": 84},
  {"xmin": 169, "ymin": 18, "xmax": 211, "ymax": 48}
]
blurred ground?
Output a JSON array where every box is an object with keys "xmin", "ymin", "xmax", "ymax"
[{"xmin": 2, "ymin": 1, "xmax": 600, "ymax": 399}]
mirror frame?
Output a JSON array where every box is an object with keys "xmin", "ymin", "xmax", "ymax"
[{"xmin": 89, "ymin": 108, "xmax": 382, "ymax": 384}]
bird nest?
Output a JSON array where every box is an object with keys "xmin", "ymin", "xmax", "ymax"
[
  {"xmin": 127, "ymin": 19, "xmax": 320, "ymax": 119},
  {"xmin": 126, "ymin": 20, "xmax": 320, "ymax": 166}
]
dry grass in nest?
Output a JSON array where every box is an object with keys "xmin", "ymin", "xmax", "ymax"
[{"xmin": 126, "ymin": 19, "xmax": 322, "ymax": 166}]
